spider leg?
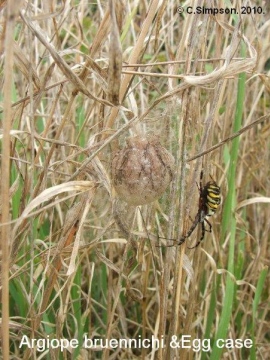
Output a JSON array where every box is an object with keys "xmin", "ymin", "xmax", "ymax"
[
  {"xmin": 200, "ymin": 169, "xmax": 204, "ymax": 190},
  {"xmin": 204, "ymin": 217, "xmax": 212, "ymax": 233},
  {"xmin": 196, "ymin": 170, "xmax": 204, "ymax": 194},
  {"xmin": 162, "ymin": 222, "xmax": 198, "ymax": 247},
  {"xmin": 156, "ymin": 213, "xmax": 200, "ymax": 247},
  {"xmin": 156, "ymin": 243, "xmax": 175, "ymax": 248},
  {"xmin": 188, "ymin": 219, "xmax": 206, "ymax": 249},
  {"xmin": 155, "ymin": 234, "xmax": 178, "ymax": 247},
  {"xmin": 177, "ymin": 213, "xmax": 200, "ymax": 246}
]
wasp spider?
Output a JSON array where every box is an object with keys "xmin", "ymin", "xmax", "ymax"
[{"xmin": 165, "ymin": 170, "xmax": 221, "ymax": 248}]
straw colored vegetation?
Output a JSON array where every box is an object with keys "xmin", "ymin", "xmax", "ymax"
[{"xmin": 1, "ymin": 0, "xmax": 270, "ymax": 359}]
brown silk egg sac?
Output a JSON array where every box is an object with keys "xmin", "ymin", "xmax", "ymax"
[{"xmin": 111, "ymin": 135, "xmax": 175, "ymax": 206}]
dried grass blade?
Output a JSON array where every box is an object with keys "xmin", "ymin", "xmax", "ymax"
[
  {"xmin": 19, "ymin": 11, "xmax": 113, "ymax": 107},
  {"xmin": 107, "ymin": 0, "xmax": 122, "ymax": 105}
]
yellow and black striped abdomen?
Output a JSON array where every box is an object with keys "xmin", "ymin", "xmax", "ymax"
[{"xmin": 204, "ymin": 181, "xmax": 221, "ymax": 216}]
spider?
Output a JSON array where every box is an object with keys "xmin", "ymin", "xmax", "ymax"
[{"xmin": 163, "ymin": 170, "xmax": 221, "ymax": 248}]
